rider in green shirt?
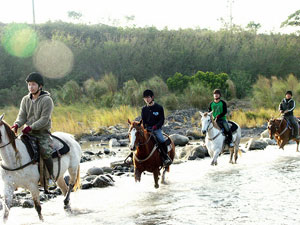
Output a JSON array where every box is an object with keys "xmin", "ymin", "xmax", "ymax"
[{"xmin": 208, "ymin": 89, "xmax": 234, "ymax": 147}]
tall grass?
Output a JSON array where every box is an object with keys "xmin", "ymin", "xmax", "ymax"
[
  {"xmin": 230, "ymin": 108, "xmax": 300, "ymax": 128},
  {"xmin": 1, "ymin": 104, "xmax": 139, "ymax": 135}
]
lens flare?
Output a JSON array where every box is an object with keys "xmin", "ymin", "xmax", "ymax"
[
  {"xmin": 33, "ymin": 40, "xmax": 74, "ymax": 79},
  {"xmin": 1, "ymin": 24, "xmax": 38, "ymax": 58}
]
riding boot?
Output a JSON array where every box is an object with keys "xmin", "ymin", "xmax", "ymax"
[
  {"xmin": 227, "ymin": 131, "xmax": 234, "ymax": 147},
  {"xmin": 159, "ymin": 142, "xmax": 172, "ymax": 167},
  {"xmin": 44, "ymin": 158, "xmax": 56, "ymax": 188}
]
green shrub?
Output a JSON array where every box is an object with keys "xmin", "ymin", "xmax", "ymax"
[{"xmin": 161, "ymin": 94, "xmax": 179, "ymax": 110}]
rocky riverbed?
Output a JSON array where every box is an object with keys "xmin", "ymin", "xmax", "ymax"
[{"xmin": 0, "ymin": 108, "xmax": 280, "ymax": 210}]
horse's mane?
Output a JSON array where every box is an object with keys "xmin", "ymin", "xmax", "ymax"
[{"xmin": 2, "ymin": 121, "xmax": 17, "ymax": 151}]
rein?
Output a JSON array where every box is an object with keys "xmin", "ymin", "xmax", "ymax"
[
  {"xmin": 0, "ymin": 134, "xmax": 36, "ymax": 171},
  {"xmin": 273, "ymin": 118, "xmax": 289, "ymax": 137},
  {"xmin": 133, "ymin": 131, "xmax": 158, "ymax": 163},
  {"xmin": 206, "ymin": 120, "xmax": 222, "ymax": 141}
]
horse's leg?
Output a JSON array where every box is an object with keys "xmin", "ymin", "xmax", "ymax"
[
  {"xmin": 3, "ymin": 184, "xmax": 13, "ymax": 223},
  {"xmin": 296, "ymin": 140, "xmax": 299, "ymax": 152},
  {"xmin": 153, "ymin": 169, "xmax": 160, "ymax": 189},
  {"xmin": 134, "ymin": 167, "xmax": 142, "ymax": 182},
  {"xmin": 57, "ymin": 176, "xmax": 68, "ymax": 196},
  {"xmin": 234, "ymin": 146, "xmax": 239, "ymax": 164},
  {"xmin": 229, "ymin": 147, "xmax": 234, "ymax": 164},
  {"xmin": 211, "ymin": 149, "xmax": 221, "ymax": 166},
  {"xmin": 64, "ymin": 166, "xmax": 78, "ymax": 209},
  {"xmin": 161, "ymin": 167, "xmax": 168, "ymax": 184},
  {"xmin": 29, "ymin": 184, "xmax": 43, "ymax": 221}
]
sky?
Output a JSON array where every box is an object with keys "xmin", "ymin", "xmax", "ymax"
[{"xmin": 0, "ymin": 0, "xmax": 300, "ymax": 33}]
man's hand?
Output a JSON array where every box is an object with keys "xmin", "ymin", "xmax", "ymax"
[
  {"xmin": 152, "ymin": 125, "xmax": 157, "ymax": 131},
  {"xmin": 22, "ymin": 126, "xmax": 32, "ymax": 134},
  {"xmin": 11, "ymin": 124, "xmax": 18, "ymax": 133},
  {"xmin": 284, "ymin": 110, "xmax": 289, "ymax": 114},
  {"xmin": 216, "ymin": 115, "xmax": 221, "ymax": 119}
]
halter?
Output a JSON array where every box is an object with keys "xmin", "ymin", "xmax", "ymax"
[
  {"xmin": 0, "ymin": 134, "xmax": 19, "ymax": 149},
  {"xmin": 205, "ymin": 118, "xmax": 222, "ymax": 141},
  {"xmin": 271, "ymin": 118, "xmax": 289, "ymax": 137}
]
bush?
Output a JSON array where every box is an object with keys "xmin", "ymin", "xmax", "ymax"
[
  {"xmin": 83, "ymin": 78, "xmax": 108, "ymax": 104},
  {"xmin": 184, "ymin": 83, "xmax": 212, "ymax": 109},
  {"xmin": 161, "ymin": 94, "xmax": 179, "ymax": 110},
  {"xmin": 53, "ymin": 80, "xmax": 82, "ymax": 105}
]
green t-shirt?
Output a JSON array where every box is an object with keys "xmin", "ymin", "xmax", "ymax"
[{"xmin": 209, "ymin": 100, "xmax": 227, "ymax": 120}]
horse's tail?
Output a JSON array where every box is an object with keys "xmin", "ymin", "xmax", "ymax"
[
  {"xmin": 238, "ymin": 149, "xmax": 242, "ymax": 156},
  {"xmin": 72, "ymin": 165, "xmax": 81, "ymax": 192}
]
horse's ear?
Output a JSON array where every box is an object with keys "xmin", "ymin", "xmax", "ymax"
[
  {"xmin": 208, "ymin": 111, "xmax": 213, "ymax": 116},
  {"xmin": 199, "ymin": 111, "xmax": 203, "ymax": 117},
  {"xmin": 0, "ymin": 113, "xmax": 4, "ymax": 121},
  {"xmin": 138, "ymin": 119, "xmax": 143, "ymax": 126},
  {"xmin": 128, "ymin": 119, "xmax": 131, "ymax": 125}
]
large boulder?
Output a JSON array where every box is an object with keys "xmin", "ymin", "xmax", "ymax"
[
  {"xmin": 87, "ymin": 167, "xmax": 104, "ymax": 176},
  {"xmin": 92, "ymin": 175, "xmax": 115, "ymax": 188},
  {"xmin": 186, "ymin": 128, "xmax": 203, "ymax": 140},
  {"xmin": 178, "ymin": 145, "xmax": 208, "ymax": 160},
  {"xmin": 170, "ymin": 134, "xmax": 189, "ymax": 146},
  {"xmin": 245, "ymin": 138, "xmax": 268, "ymax": 150},
  {"xmin": 109, "ymin": 138, "xmax": 121, "ymax": 148}
]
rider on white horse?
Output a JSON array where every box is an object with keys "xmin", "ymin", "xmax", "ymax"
[
  {"xmin": 141, "ymin": 89, "xmax": 172, "ymax": 166},
  {"xmin": 11, "ymin": 72, "xmax": 56, "ymax": 187},
  {"xmin": 208, "ymin": 89, "xmax": 234, "ymax": 148}
]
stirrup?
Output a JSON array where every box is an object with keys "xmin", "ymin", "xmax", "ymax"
[
  {"xmin": 48, "ymin": 178, "xmax": 56, "ymax": 189},
  {"xmin": 229, "ymin": 142, "xmax": 234, "ymax": 148},
  {"xmin": 163, "ymin": 158, "xmax": 172, "ymax": 167}
]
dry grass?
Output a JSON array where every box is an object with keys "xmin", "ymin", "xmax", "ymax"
[
  {"xmin": 0, "ymin": 104, "xmax": 139, "ymax": 135},
  {"xmin": 230, "ymin": 108, "xmax": 300, "ymax": 128}
]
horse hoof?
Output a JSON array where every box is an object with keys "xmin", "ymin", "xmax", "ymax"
[
  {"xmin": 154, "ymin": 184, "xmax": 159, "ymax": 189},
  {"xmin": 39, "ymin": 215, "xmax": 44, "ymax": 222}
]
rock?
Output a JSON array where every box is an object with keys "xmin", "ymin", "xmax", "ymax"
[
  {"xmin": 261, "ymin": 138, "xmax": 277, "ymax": 145},
  {"xmin": 179, "ymin": 145, "xmax": 207, "ymax": 160},
  {"xmin": 245, "ymin": 139, "xmax": 268, "ymax": 150},
  {"xmin": 109, "ymin": 138, "xmax": 121, "ymax": 148},
  {"xmin": 84, "ymin": 175, "xmax": 98, "ymax": 182},
  {"xmin": 118, "ymin": 139, "xmax": 129, "ymax": 147},
  {"xmin": 81, "ymin": 181, "xmax": 93, "ymax": 189},
  {"xmin": 102, "ymin": 167, "xmax": 113, "ymax": 174},
  {"xmin": 81, "ymin": 155, "xmax": 92, "ymax": 163},
  {"xmin": 87, "ymin": 167, "xmax": 104, "ymax": 176},
  {"xmin": 188, "ymin": 146, "xmax": 207, "ymax": 160},
  {"xmin": 186, "ymin": 128, "xmax": 203, "ymax": 139},
  {"xmin": 110, "ymin": 160, "xmax": 127, "ymax": 168},
  {"xmin": 22, "ymin": 200, "xmax": 34, "ymax": 208},
  {"xmin": 260, "ymin": 129, "xmax": 269, "ymax": 139},
  {"xmin": 114, "ymin": 172, "xmax": 125, "ymax": 176},
  {"xmin": 104, "ymin": 148, "xmax": 110, "ymax": 155},
  {"xmin": 92, "ymin": 175, "xmax": 114, "ymax": 188},
  {"xmin": 83, "ymin": 151, "xmax": 95, "ymax": 155},
  {"xmin": 169, "ymin": 134, "xmax": 189, "ymax": 146}
]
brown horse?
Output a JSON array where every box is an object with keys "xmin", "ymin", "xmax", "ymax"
[
  {"xmin": 127, "ymin": 119, "xmax": 175, "ymax": 188},
  {"xmin": 267, "ymin": 117, "xmax": 299, "ymax": 152}
]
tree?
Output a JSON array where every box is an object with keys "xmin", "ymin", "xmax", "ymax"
[
  {"xmin": 67, "ymin": 11, "xmax": 82, "ymax": 21},
  {"xmin": 281, "ymin": 9, "xmax": 300, "ymax": 27},
  {"xmin": 246, "ymin": 21, "xmax": 261, "ymax": 32}
]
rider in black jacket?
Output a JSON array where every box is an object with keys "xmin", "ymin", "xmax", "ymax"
[
  {"xmin": 279, "ymin": 90, "xmax": 299, "ymax": 139},
  {"xmin": 141, "ymin": 89, "xmax": 172, "ymax": 166}
]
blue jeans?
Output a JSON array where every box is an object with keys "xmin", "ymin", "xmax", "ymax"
[{"xmin": 148, "ymin": 128, "xmax": 165, "ymax": 143}]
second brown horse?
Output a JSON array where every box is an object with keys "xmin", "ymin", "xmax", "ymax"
[
  {"xmin": 267, "ymin": 117, "xmax": 300, "ymax": 152},
  {"xmin": 128, "ymin": 119, "xmax": 175, "ymax": 188}
]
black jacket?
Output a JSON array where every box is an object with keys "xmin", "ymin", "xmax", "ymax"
[
  {"xmin": 279, "ymin": 98, "xmax": 295, "ymax": 117},
  {"xmin": 141, "ymin": 103, "xmax": 165, "ymax": 129}
]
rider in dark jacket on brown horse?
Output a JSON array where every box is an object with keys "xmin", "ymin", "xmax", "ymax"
[
  {"xmin": 141, "ymin": 89, "xmax": 172, "ymax": 166},
  {"xmin": 279, "ymin": 90, "xmax": 300, "ymax": 140}
]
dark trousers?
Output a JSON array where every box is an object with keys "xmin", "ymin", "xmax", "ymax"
[
  {"xmin": 285, "ymin": 115, "xmax": 299, "ymax": 137},
  {"xmin": 217, "ymin": 119, "xmax": 232, "ymax": 143}
]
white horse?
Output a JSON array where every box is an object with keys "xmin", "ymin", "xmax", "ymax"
[
  {"xmin": 0, "ymin": 114, "xmax": 81, "ymax": 223},
  {"xmin": 200, "ymin": 112, "xmax": 241, "ymax": 165}
]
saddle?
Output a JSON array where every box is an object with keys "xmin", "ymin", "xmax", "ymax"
[
  {"xmin": 21, "ymin": 134, "xmax": 70, "ymax": 162},
  {"xmin": 151, "ymin": 132, "xmax": 172, "ymax": 152},
  {"xmin": 228, "ymin": 121, "xmax": 238, "ymax": 133},
  {"xmin": 21, "ymin": 134, "xmax": 70, "ymax": 192}
]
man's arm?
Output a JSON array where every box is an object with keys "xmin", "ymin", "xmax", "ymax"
[
  {"xmin": 287, "ymin": 99, "xmax": 296, "ymax": 112},
  {"xmin": 14, "ymin": 97, "xmax": 28, "ymax": 127},
  {"xmin": 218, "ymin": 100, "xmax": 227, "ymax": 118},
  {"xmin": 208, "ymin": 102, "xmax": 212, "ymax": 112}
]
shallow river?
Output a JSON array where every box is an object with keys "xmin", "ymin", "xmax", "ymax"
[{"xmin": 4, "ymin": 144, "xmax": 300, "ymax": 225}]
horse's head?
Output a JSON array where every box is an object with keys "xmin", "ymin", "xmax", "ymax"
[
  {"xmin": 267, "ymin": 118, "xmax": 280, "ymax": 139},
  {"xmin": 0, "ymin": 114, "xmax": 17, "ymax": 150},
  {"xmin": 199, "ymin": 111, "xmax": 213, "ymax": 135},
  {"xmin": 128, "ymin": 119, "xmax": 145, "ymax": 151}
]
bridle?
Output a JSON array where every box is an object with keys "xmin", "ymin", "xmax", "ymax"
[
  {"xmin": 269, "ymin": 119, "xmax": 288, "ymax": 137},
  {"xmin": 129, "ymin": 127, "xmax": 153, "ymax": 147},
  {"xmin": 203, "ymin": 116, "xmax": 222, "ymax": 141}
]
